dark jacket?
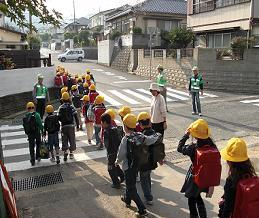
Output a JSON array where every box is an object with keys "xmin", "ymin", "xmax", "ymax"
[
  {"xmin": 72, "ymin": 93, "xmax": 82, "ymax": 109},
  {"xmin": 103, "ymin": 126, "xmax": 121, "ymax": 165},
  {"xmin": 43, "ymin": 113, "xmax": 60, "ymax": 135},
  {"xmin": 57, "ymin": 103, "xmax": 79, "ymax": 128},
  {"xmin": 177, "ymin": 134, "xmax": 215, "ymax": 198}
]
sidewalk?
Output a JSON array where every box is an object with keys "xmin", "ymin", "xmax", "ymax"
[{"xmin": 11, "ymin": 143, "xmax": 259, "ymax": 218}]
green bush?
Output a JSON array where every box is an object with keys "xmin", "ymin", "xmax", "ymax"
[
  {"xmin": 133, "ymin": 27, "xmax": 142, "ymax": 34},
  {"xmin": 110, "ymin": 30, "xmax": 121, "ymax": 40},
  {"xmin": 168, "ymin": 27, "xmax": 194, "ymax": 49}
]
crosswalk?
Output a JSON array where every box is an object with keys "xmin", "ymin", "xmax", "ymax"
[
  {"xmin": 240, "ymin": 98, "xmax": 259, "ymax": 107},
  {"xmin": 98, "ymin": 87, "xmax": 218, "ymax": 107}
]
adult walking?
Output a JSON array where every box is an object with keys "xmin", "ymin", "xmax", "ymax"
[
  {"xmin": 149, "ymin": 83, "xmax": 167, "ymax": 138},
  {"xmin": 156, "ymin": 65, "xmax": 168, "ymax": 111},
  {"xmin": 189, "ymin": 66, "xmax": 204, "ymax": 116},
  {"xmin": 33, "ymin": 74, "xmax": 50, "ymax": 119}
]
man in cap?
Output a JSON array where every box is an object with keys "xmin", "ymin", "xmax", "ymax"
[{"xmin": 189, "ymin": 66, "xmax": 204, "ymax": 116}]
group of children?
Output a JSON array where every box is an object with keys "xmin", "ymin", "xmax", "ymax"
[{"xmin": 23, "ymin": 66, "xmax": 258, "ymax": 218}]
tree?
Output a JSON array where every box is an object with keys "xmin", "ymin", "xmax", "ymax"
[
  {"xmin": 0, "ymin": 0, "xmax": 62, "ymax": 31},
  {"xmin": 27, "ymin": 35, "xmax": 41, "ymax": 49},
  {"xmin": 39, "ymin": 33, "xmax": 51, "ymax": 42},
  {"xmin": 168, "ymin": 27, "xmax": 194, "ymax": 49},
  {"xmin": 64, "ymin": 32, "xmax": 76, "ymax": 40},
  {"xmin": 78, "ymin": 30, "xmax": 90, "ymax": 47},
  {"xmin": 73, "ymin": 35, "xmax": 79, "ymax": 45}
]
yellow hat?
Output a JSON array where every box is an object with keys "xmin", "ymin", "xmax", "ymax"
[
  {"xmin": 81, "ymin": 95, "xmax": 89, "ymax": 102},
  {"xmin": 78, "ymin": 77, "xmax": 83, "ymax": 82},
  {"xmin": 71, "ymin": 85, "xmax": 78, "ymax": 91},
  {"xmin": 94, "ymin": 95, "xmax": 104, "ymax": 105},
  {"xmin": 118, "ymin": 106, "xmax": 131, "ymax": 118},
  {"xmin": 220, "ymin": 138, "xmax": 249, "ymax": 162},
  {"xmin": 137, "ymin": 112, "xmax": 151, "ymax": 121},
  {"xmin": 45, "ymin": 105, "xmax": 54, "ymax": 113},
  {"xmin": 74, "ymin": 74, "xmax": 79, "ymax": 78},
  {"xmin": 61, "ymin": 86, "xmax": 68, "ymax": 94},
  {"xmin": 83, "ymin": 83, "xmax": 89, "ymax": 88},
  {"xmin": 123, "ymin": 114, "xmax": 137, "ymax": 129},
  {"xmin": 188, "ymin": 119, "xmax": 211, "ymax": 139},
  {"xmin": 85, "ymin": 74, "xmax": 91, "ymax": 81},
  {"xmin": 89, "ymin": 84, "xmax": 96, "ymax": 91},
  {"xmin": 86, "ymin": 69, "xmax": 91, "ymax": 73},
  {"xmin": 61, "ymin": 92, "xmax": 70, "ymax": 101},
  {"xmin": 82, "ymin": 75, "xmax": 86, "ymax": 79},
  {"xmin": 105, "ymin": 109, "xmax": 116, "ymax": 120},
  {"xmin": 26, "ymin": 102, "xmax": 35, "ymax": 109}
]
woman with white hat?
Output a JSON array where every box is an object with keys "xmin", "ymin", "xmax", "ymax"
[{"xmin": 149, "ymin": 83, "xmax": 167, "ymax": 137}]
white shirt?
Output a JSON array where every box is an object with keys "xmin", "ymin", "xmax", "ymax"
[{"xmin": 150, "ymin": 94, "xmax": 167, "ymax": 124}]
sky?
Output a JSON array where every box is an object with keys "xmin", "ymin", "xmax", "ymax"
[{"xmin": 46, "ymin": 0, "xmax": 144, "ymax": 20}]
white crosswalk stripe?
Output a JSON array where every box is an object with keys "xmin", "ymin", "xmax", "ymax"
[
  {"xmin": 98, "ymin": 91, "xmax": 122, "ymax": 106},
  {"xmin": 136, "ymin": 89, "xmax": 176, "ymax": 102},
  {"xmin": 122, "ymin": 89, "xmax": 151, "ymax": 103},
  {"xmin": 108, "ymin": 90, "xmax": 140, "ymax": 105},
  {"xmin": 240, "ymin": 98, "xmax": 259, "ymax": 107}
]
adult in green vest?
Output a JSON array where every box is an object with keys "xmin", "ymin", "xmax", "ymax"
[
  {"xmin": 188, "ymin": 66, "xmax": 204, "ymax": 116},
  {"xmin": 33, "ymin": 74, "xmax": 50, "ymax": 119},
  {"xmin": 156, "ymin": 65, "xmax": 168, "ymax": 111}
]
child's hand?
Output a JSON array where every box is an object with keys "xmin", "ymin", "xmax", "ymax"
[{"xmin": 185, "ymin": 128, "xmax": 190, "ymax": 136}]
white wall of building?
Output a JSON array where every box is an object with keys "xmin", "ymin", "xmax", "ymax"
[{"xmin": 98, "ymin": 40, "xmax": 114, "ymax": 65}]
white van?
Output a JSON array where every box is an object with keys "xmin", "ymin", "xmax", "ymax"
[{"xmin": 58, "ymin": 49, "xmax": 85, "ymax": 62}]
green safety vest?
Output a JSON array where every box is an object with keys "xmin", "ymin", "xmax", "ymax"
[
  {"xmin": 36, "ymin": 84, "xmax": 48, "ymax": 99},
  {"xmin": 157, "ymin": 73, "xmax": 167, "ymax": 87},
  {"xmin": 191, "ymin": 74, "xmax": 203, "ymax": 92}
]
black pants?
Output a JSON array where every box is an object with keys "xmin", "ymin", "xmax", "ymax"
[
  {"xmin": 108, "ymin": 164, "xmax": 124, "ymax": 185},
  {"xmin": 188, "ymin": 194, "xmax": 207, "ymax": 218},
  {"xmin": 36, "ymin": 98, "xmax": 46, "ymax": 119},
  {"xmin": 28, "ymin": 132, "xmax": 41, "ymax": 163},
  {"xmin": 124, "ymin": 168, "xmax": 146, "ymax": 213},
  {"xmin": 152, "ymin": 122, "xmax": 165, "ymax": 137}
]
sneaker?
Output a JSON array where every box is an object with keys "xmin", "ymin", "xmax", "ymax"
[
  {"xmin": 31, "ymin": 161, "xmax": 35, "ymax": 166},
  {"xmin": 69, "ymin": 153, "xmax": 74, "ymax": 159},
  {"xmin": 136, "ymin": 174, "xmax": 140, "ymax": 183},
  {"xmin": 97, "ymin": 145, "xmax": 104, "ymax": 150},
  {"xmin": 120, "ymin": 196, "xmax": 131, "ymax": 208},
  {"xmin": 50, "ymin": 157, "xmax": 55, "ymax": 162},
  {"xmin": 146, "ymin": 200, "xmax": 153, "ymax": 206},
  {"xmin": 199, "ymin": 113, "xmax": 202, "ymax": 117},
  {"xmin": 111, "ymin": 183, "xmax": 121, "ymax": 189},
  {"xmin": 88, "ymin": 140, "xmax": 92, "ymax": 145},
  {"xmin": 56, "ymin": 156, "xmax": 60, "ymax": 165},
  {"xmin": 79, "ymin": 126, "xmax": 83, "ymax": 131},
  {"xmin": 37, "ymin": 158, "xmax": 41, "ymax": 162},
  {"xmin": 192, "ymin": 111, "xmax": 197, "ymax": 115},
  {"xmin": 135, "ymin": 210, "xmax": 148, "ymax": 217},
  {"xmin": 64, "ymin": 153, "xmax": 68, "ymax": 162}
]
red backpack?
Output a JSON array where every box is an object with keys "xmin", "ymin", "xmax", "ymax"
[
  {"xmin": 232, "ymin": 176, "xmax": 259, "ymax": 218},
  {"xmin": 192, "ymin": 145, "xmax": 222, "ymax": 189}
]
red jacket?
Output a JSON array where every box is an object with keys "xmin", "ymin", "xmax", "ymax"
[
  {"xmin": 135, "ymin": 123, "xmax": 143, "ymax": 132},
  {"xmin": 89, "ymin": 91, "xmax": 99, "ymax": 104},
  {"xmin": 94, "ymin": 105, "xmax": 106, "ymax": 125},
  {"xmin": 62, "ymin": 75, "xmax": 68, "ymax": 86}
]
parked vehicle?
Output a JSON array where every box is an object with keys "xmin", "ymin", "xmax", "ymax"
[{"xmin": 58, "ymin": 49, "xmax": 85, "ymax": 62}]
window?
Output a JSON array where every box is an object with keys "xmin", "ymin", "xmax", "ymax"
[
  {"xmin": 208, "ymin": 35, "xmax": 214, "ymax": 48},
  {"xmin": 207, "ymin": 33, "xmax": 232, "ymax": 48},
  {"xmin": 216, "ymin": 0, "xmax": 250, "ymax": 8},
  {"xmin": 214, "ymin": 34, "xmax": 223, "ymax": 48},
  {"xmin": 223, "ymin": 33, "xmax": 231, "ymax": 47},
  {"xmin": 193, "ymin": 0, "xmax": 215, "ymax": 14}
]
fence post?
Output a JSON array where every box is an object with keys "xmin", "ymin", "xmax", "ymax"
[
  {"xmin": 0, "ymin": 131, "xmax": 4, "ymax": 164},
  {"xmin": 48, "ymin": 54, "xmax": 52, "ymax": 67}
]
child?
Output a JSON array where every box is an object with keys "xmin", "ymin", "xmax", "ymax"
[
  {"xmin": 88, "ymin": 84, "xmax": 99, "ymax": 104},
  {"xmin": 86, "ymin": 69, "xmax": 95, "ymax": 84},
  {"xmin": 219, "ymin": 138, "xmax": 257, "ymax": 218},
  {"xmin": 101, "ymin": 113, "xmax": 124, "ymax": 189},
  {"xmin": 105, "ymin": 109, "xmax": 117, "ymax": 127},
  {"xmin": 93, "ymin": 95, "xmax": 106, "ymax": 150},
  {"xmin": 83, "ymin": 82, "xmax": 89, "ymax": 95},
  {"xmin": 85, "ymin": 74, "xmax": 92, "ymax": 87},
  {"xmin": 177, "ymin": 119, "xmax": 216, "ymax": 218},
  {"xmin": 22, "ymin": 102, "xmax": 43, "ymax": 166},
  {"xmin": 81, "ymin": 95, "xmax": 94, "ymax": 144},
  {"xmin": 43, "ymin": 105, "xmax": 60, "ymax": 164},
  {"xmin": 77, "ymin": 77, "xmax": 84, "ymax": 95},
  {"xmin": 71, "ymin": 85, "xmax": 83, "ymax": 130}
]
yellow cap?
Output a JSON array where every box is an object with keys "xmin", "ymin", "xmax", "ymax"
[
  {"xmin": 105, "ymin": 109, "xmax": 116, "ymax": 120},
  {"xmin": 118, "ymin": 106, "xmax": 131, "ymax": 118},
  {"xmin": 71, "ymin": 85, "xmax": 78, "ymax": 91},
  {"xmin": 74, "ymin": 74, "xmax": 79, "ymax": 78},
  {"xmin": 94, "ymin": 95, "xmax": 104, "ymax": 105},
  {"xmin": 81, "ymin": 95, "xmax": 89, "ymax": 102},
  {"xmin": 61, "ymin": 92, "xmax": 70, "ymax": 101},
  {"xmin": 45, "ymin": 105, "xmax": 54, "ymax": 113},
  {"xmin": 61, "ymin": 86, "xmax": 68, "ymax": 94},
  {"xmin": 137, "ymin": 112, "xmax": 151, "ymax": 121},
  {"xmin": 26, "ymin": 102, "xmax": 35, "ymax": 109},
  {"xmin": 85, "ymin": 74, "xmax": 91, "ymax": 81},
  {"xmin": 188, "ymin": 119, "xmax": 211, "ymax": 139},
  {"xmin": 123, "ymin": 114, "xmax": 137, "ymax": 129},
  {"xmin": 83, "ymin": 83, "xmax": 89, "ymax": 88},
  {"xmin": 86, "ymin": 69, "xmax": 90, "ymax": 73},
  {"xmin": 78, "ymin": 77, "xmax": 83, "ymax": 82},
  {"xmin": 220, "ymin": 138, "xmax": 249, "ymax": 162},
  {"xmin": 89, "ymin": 84, "xmax": 96, "ymax": 91},
  {"xmin": 82, "ymin": 75, "xmax": 86, "ymax": 79}
]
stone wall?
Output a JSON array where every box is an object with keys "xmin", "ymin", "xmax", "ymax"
[{"xmin": 98, "ymin": 40, "xmax": 114, "ymax": 66}]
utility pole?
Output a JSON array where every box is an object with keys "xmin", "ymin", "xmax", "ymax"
[
  {"xmin": 73, "ymin": 0, "xmax": 76, "ymax": 33},
  {"xmin": 29, "ymin": 10, "xmax": 33, "ymax": 49}
]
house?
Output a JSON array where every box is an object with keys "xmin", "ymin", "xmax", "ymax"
[
  {"xmin": 64, "ymin": 17, "xmax": 91, "ymax": 33},
  {"xmin": 105, "ymin": 0, "xmax": 187, "ymax": 35},
  {"xmin": 187, "ymin": 0, "xmax": 259, "ymax": 48},
  {"xmin": 0, "ymin": 26, "xmax": 27, "ymax": 50}
]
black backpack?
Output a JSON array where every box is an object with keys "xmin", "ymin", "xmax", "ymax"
[
  {"xmin": 23, "ymin": 112, "xmax": 37, "ymax": 135},
  {"xmin": 72, "ymin": 94, "xmax": 82, "ymax": 108},
  {"xmin": 46, "ymin": 114, "xmax": 60, "ymax": 133},
  {"xmin": 127, "ymin": 133, "xmax": 150, "ymax": 170},
  {"xmin": 59, "ymin": 104, "xmax": 74, "ymax": 125}
]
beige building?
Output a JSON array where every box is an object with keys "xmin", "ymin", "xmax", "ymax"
[
  {"xmin": 187, "ymin": 0, "xmax": 259, "ymax": 48},
  {"xmin": 0, "ymin": 26, "xmax": 27, "ymax": 50}
]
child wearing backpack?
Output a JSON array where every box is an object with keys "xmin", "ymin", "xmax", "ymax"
[
  {"xmin": 71, "ymin": 85, "xmax": 83, "ymax": 130},
  {"xmin": 178, "ymin": 119, "xmax": 220, "ymax": 218},
  {"xmin": 88, "ymin": 84, "xmax": 99, "ymax": 104},
  {"xmin": 219, "ymin": 138, "xmax": 257, "ymax": 218},
  {"xmin": 23, "ymin": 102, "xmax": 43, "ymax": 166},
  {"xmin": 77, "ymin": 77, "xmax": 84, "ymax": 95},
  {"xmin": 81, "ymin": 95, "xmax": 94, "ymax": 144},
  {"xmin": 101, "ymin": 113, "xmax": 124, "ymax": 189},
  {"xmin": 43, "ymin": 105, "xmax": 60, "ymax": 164},
  {"xmin": 116, "ymin": 114, "xmax": 162, "ymax": 217},
  {"xmin": 83, "ymin": 83, "xmax": 89, "ymax": 95},
  {"xmin": 93, "ymin": 95, "xmax": 106, "ymax": 150}
]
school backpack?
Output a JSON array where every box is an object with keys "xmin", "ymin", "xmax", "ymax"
[
  {"xmin": 117, "ymin": 125, "xmax": 124, "ymax": 141},
  {"xmin": 46, "ymin": 114, "xmax": 60, "ymax": 133},
  {"xmin": 127, "ymin": 132, "xmax": 150, "ymax": 170},
  {"xmin": 58, "ymin": 104, "xmax": 74, "ymax": 125},
  {"xmin": 192, "ymin": 145, "xmax": 221, "ymax": 189},
  {"xmin": 152, "ymin": 141, "xmax": 166, "ymax": 163},
  {"xmin": 87, "ymin": 105, "xmax": 95, "ymax": 122},
  {"xmin": 72, "ymin": 94, "xmax": 82, "ymax": 109},
  {"xmin": 54, "ymin": 76, "xmax": 63, "ymax": 87},
  {"xmin": 23, "ymin": 112, "xmax": 37, "ymax": 135},
  {"xmin": 231, "ymin": 176, "xmax": 259, "ymax": 218}
]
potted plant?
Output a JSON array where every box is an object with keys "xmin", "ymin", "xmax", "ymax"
[{"xmin": 230, "ymin": 37, "xmax": 247, "ymax": 60}]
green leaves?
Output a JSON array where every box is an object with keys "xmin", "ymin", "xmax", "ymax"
[{"xmin": 168, "ymin": 27, "xmax": 194, "ymax": 49}]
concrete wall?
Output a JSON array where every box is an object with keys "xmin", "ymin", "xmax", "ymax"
[
  {"xmin": 0, "ymin": 29, "xmax": 22, "ymax": 42},
  {"xmin": 254, "ymin": 0, "xmax": 259, "ymax": 18},
  {"xmin": 82, "ymin": 47, "xmax": 98, "ymax": 60},
  {"xmin": 98, "ymin": 40, "xmax": 114, "ymax": 65}
]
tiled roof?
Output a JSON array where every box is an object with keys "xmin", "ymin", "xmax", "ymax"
[{"xmin": 133, "ymin": 0, "xmax": 187, "ymax": 15}]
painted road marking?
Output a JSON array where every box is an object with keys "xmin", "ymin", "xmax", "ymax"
[
  {"xmin": 108, "ymin": 90, "xmax": 140, "ymax": 104},
  {"xmin": 166, "ymin": 91, "xmax": 189, "ymax": 101},
  {"xmin": 1, "ymin": 131, "xmax": 25, "ymax": 137},
  {"xmin": 98, "ymin": 91, "xmax": 122, "ymax": 106},
  {"xmin": 103, "ymin": 72, "xmax": 115, "ymax": 76},
  {"xmin": 122, "ymin": 89, "xmax": 151, "ymax": 103},
  {"xmin": 0, "ymin": 125, "xmax": 23, "ymax": 131},
  {"xmin": 113, "ymin": 80, "xmax": 151, "ymax": 84},
  {"xmin": 136, "ymin": 89, "xmax": 175, "ymax": 102},
  {"xmin": 167, "ymin": 88, "xmax": 190, "ymax": 97},
  {"xmin": 114, "ymin": 76, "xmax": 127, "ymax": 80},
  {"xmin": 240, "ymin": 99, "xmax": 259, "ymax": 103},
  {"xmin": 92, "ymin": 69, "xmax": 104, "ymax": 72}
]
